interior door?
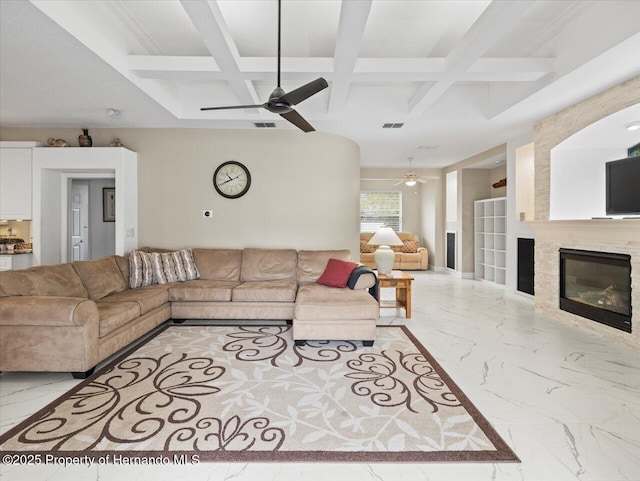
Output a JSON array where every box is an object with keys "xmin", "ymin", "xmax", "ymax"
[{"xmin": 70, "ymin": 182, "xmax": 90, "ymax": 261}]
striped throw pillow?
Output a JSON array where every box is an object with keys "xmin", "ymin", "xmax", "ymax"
[
  {"xmin": 129, "ymin": 250, "xmax": 155, "ymax": 288},
  {"xmin": 151, "ymin": 249, "xmax": 200, "ymax": 285}
]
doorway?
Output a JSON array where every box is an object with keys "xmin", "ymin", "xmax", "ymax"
[
  {"xmin": 68, "ymin": 177, "xmax": 116, "ymax": 262},
  {"xmin": 70, "ymin": 182, "xmax": 90, "ymax": 261}
]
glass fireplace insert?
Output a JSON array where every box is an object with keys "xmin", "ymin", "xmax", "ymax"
[{"xmin": 559, "ymin": 249, "xmax": 632, "ymax": 333}]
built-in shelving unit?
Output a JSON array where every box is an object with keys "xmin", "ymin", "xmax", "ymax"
[{"xmin": 474, "ymin": 197, "xmax": 507, "ymax": 285}]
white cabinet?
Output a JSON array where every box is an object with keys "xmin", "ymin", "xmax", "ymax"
[
  {"xmin": 0, "ymin": 142, "xmax": 40, "ymax": 220},
  {"xmin": 0, "ymin": 254, "xmax": 32, "ymax": 271},
  {"xmin": 474, "ymin": 197, "xmax": 507, "ymax": 285}
]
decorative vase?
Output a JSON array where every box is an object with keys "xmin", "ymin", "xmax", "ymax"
[
  {"xmin": 78, "ymin": 129, "xmax": 93, "ymax": 147},
  {"xmin": 374, "ymin": 245, "xmax": 395, "ymax": 276}
]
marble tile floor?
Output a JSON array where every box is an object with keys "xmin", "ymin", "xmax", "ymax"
[{"xmin": 1, "ymin": 271, "xmax": 639, "ymax": 481}]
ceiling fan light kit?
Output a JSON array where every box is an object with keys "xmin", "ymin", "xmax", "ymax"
[
  {"xmin": 201, "ymin": 0, "xmax": 327, "ymax": 132},
  {"xmin": 402, "ymin": 172, "xmax": 417, "ymax": 186}
]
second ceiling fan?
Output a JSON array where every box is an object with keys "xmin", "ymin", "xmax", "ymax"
[{"xmin": 201, "ymin": 0, "xmax": 328, "ymax": 132}]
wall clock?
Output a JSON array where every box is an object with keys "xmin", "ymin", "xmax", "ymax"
[{"xmin": 213, "ymin": 161, "xmax": 251, "ymax": 199}]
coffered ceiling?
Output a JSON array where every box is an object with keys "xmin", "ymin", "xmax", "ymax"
[{"xmin": 1, "ymin": 0, "xmax": 639, "ymax": 167}]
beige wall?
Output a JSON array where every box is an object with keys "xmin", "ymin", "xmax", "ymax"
[
  {"xmin": 441, "ymin": 144, "xmax": 506, "ymax": 273},
  {"xmin": 459, "ymin": 169, "xmax": 490, "ymax": 275},
  {"xmin": 0, "ymin": 128, "xmax": 361, "ymax": 257}
]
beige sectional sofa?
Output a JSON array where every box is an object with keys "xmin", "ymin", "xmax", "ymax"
[{"xmin": 0, "ymin": 248, "xmax": 378, "ymax": 378}]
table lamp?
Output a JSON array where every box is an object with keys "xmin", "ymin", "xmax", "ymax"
[{"xmin": 367, "ymin": 227, "xmax": 403, "ymax": 275}]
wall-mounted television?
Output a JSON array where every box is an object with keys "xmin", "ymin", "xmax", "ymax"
[{"xmin": 606, "ymin": 155, "xmax": 640, "ymax": 215}]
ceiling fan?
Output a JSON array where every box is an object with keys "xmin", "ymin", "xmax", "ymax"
[
  {"xmin": 392, "ymin": 158, "xmax": 439, "ymax": 186},
  {"xmin": 360, "ymin": 157, "xmax": 440, "ymax": 187},
  {"xmin": 200, "ymin": 0, "xmax": 328, "ymax": 132}
]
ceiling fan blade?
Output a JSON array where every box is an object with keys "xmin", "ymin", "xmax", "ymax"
[
  {"xmin": 201, "ymin": 104, "xmax": 265, "ymax": 111},
  {"xmin": 280, "ymin": 110, "xmax": 315, "ymax": 132},
  {"xmin": 417, "ymin": 178, "xmax": 428, "ymax": 183},
  {"xmin": 279, "ymin": 78, "xmax": 328, "ymax": 106},
  {"xmin": 393, "ymin": 180, "xmax": 404, "ymax": 186}
]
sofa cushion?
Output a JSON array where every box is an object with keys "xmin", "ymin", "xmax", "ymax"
[
  {"xmin": 100, "ymin": 284, "xmax": 170, "ymax": 315},
  {"xmin": 401, "ymin": 240, "xmax": 419, "ymax": 253},
  {"xmin": 241, "ymin": 248, "xmax": 297, "ymax": 282},
  {"xmin": 150, "ymin": 249, "xmax": 199, "ymax": 284},
  {"xmin": 96, "ymin": 300, "xmax": 141, "ymax": 337},
  {"xmin": 295, "ymin": 283, "xmax": 379, "ymax": 321},
  {"xmin": 316, "ymin": 258, "xmax": 359, "ymax": 288},
  {"xmin": 192, "ymin": 249, "xmax": 242, "ymax": 281},
  {"xmin": 0, "ymin": 263, "xmax": 87, "ymax": 298},
  {"xmin": 296, "ymin": 250, "xmax": 351, "ymax": 284},
  {"xmin": 360, "ymin": 240, "xmax": 376, "ymax": 254},
  {"xmin": 73, "ymin": 257, "xmax": 127, "ymax": 300},
  {"xmin": 232, "ymin": 279, "xmax": 298, "ymax": 302},
  {"xmin": 169, "ymin": 280, "xmax": 239, "ymax": 302},
  {"xmin": 112, "ymin": 255, "xmax": 130, "ymax": 286},
  {"xmin": 129, "ymin": 250, "xmax": 155, "ymax": 288}
]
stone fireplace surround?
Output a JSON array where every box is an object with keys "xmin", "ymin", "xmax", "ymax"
[
  {"xmin": 531, "ymin": 77, "xmax": 640, "ymax": 347},
  {"xmin": 533, "ymin": 220, "xmax": 640, "ymax": 347}
]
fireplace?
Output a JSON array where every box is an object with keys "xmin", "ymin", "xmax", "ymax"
[{"xmin": 559, "ymin": 249, "xmax": 632, "ymax": 333}]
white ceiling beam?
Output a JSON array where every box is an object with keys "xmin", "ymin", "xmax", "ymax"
[
  {"xmin": 179, "ymin": 0, "xmax": 259, "ymax": 106},
  {"xmin": 127, "ymin": 55, "xmax": 556, "ymax": 76},
  {"xmin": 409, "ymin": 0, "xmax": 538, "ymax": 114},
  {"xmin": 133, "ymin": 69, "xmax": 549, "ymax": 83},
  {"xmin": 128, "ymin": 56, "xmax": 220, "ymax": 72},
  {"xmin": 328, "ymin": 0, "xmax": 372, "ymax": 113}
]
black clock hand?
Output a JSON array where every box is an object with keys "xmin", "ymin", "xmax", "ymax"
[{"xmin": 219, "ymin": 175, "xmax": 240, "ymax": 186}]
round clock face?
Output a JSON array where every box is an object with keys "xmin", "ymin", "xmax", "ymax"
[{"xmin": 213, "ymin": 161, "xmax": 251, "ymax": 199}]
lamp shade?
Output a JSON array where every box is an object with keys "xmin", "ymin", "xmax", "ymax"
[{"xmin": 367, "ymin": 227, "xmax": 403, "ymax": 246}]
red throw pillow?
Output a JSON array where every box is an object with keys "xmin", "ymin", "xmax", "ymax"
[{"xmin": 316, "ymin": 258, "xmax": 359, "ymax": 288}]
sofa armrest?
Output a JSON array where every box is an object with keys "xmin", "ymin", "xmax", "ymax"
[
  {"xmin": 352, "ymin": 272, "xmax": 376, "ymax": 290},
  {"xmin": 418, "ymin": 247, "xmax": 428, "ymax": 269},
  {"xmin": 0, "ymin": 296, "xmax": 99, "ymax": 327},
  {"xmin": 347, "ymin": 266, "xmax": 379, "ymax": 301}
]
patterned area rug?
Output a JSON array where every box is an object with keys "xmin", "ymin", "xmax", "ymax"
[{"xmin": 0, "ymin": 325, "xmax": 518, "ymax": 463}]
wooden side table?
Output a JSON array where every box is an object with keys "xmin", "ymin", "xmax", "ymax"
[{"xmin": 377, "ymin": 271, "xmax": 414, "ymax": 318}]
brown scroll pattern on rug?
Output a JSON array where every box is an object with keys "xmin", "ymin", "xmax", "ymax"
[
  {"xmin": 165, "ymin": 415, "xmax": 285, "ymax": 451},
  {"xmin": 223, "ymin": 326, "xmax": 357, "ymax": 367},
  {"xmin": 17, "ymin": 353, "xmax": 226, "ymax": 451},
  {"xmin": 346, "ymin": 350, "xmax": 461, "ymax": 414},
  {"xmin": 401, "ymin": 353, "xmax": 461, "ymax": 412}
]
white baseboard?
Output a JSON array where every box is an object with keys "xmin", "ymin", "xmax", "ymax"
[{"xmin": 461, "ymin": 272, "xmax": 475, "ymax": 279}]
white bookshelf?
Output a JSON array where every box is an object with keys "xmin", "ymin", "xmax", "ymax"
[{"xmin": 474, "ymin": 197, "xmax": 507, "ymax": 286}]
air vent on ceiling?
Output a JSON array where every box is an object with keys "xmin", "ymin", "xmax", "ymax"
[
  {"xmin": 382, "ymin": 123, "xmax": 404, "ymax": 129},
  {"xmin": 254, "ymin": 122, "xmax": 276, "ymax": 128}
]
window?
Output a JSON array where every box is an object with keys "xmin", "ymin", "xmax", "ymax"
[{"xmin": 360, "ymin": 191, "xmax": 402, "ymax": 232}]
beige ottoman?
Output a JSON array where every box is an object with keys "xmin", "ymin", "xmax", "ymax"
[{"xmin": 292, "ymin": 283, "xmax": 379, "ymax": 346}]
